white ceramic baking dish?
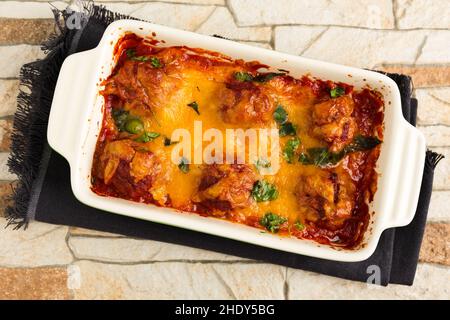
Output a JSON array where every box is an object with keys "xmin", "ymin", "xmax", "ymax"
[{"xmin": 47, "ymin": 20, "xmax": 426, "ymax": 262}]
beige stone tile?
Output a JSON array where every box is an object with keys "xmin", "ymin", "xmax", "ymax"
[
  {"xmin": 229, "ymin": 0, "xmax": 394, "ymax": 28},
  {"xmin": 287, "ymin": 263, "xmax": 450, "ymax": 299},
  {"xmin": 431, "ymin": 147, "xmax": 450, "ymax": 190},
  {"xmin": 0, "ymin": 80, "xmax": 19, "ymax": 117},
  {"xmin": 416, "ymin": 88, "xmax": 450, "ymax": 126},
  {"xmin": 0, "ymin": 1, "xmax": 67, "ymax": 19},
  {"xmin": 418, "ymin": 126, "xmax": 450, "ymax": 147},
  {"xmin": 196, "ymin": 7, "xmax": 270, "ymax": 41},
  {"xmin": 0, "ymin": 218, "xmax": 72, "ymax": 267},
  {"xmin": 96, "ymin": 0, "xmax": 225, "ymax": 4},
  {"xmin": 0, "ymin": 45, "xmax": 45, "ymax": 78},
  {"xmin": 72, "ymin": 261, "xmax": 285, "ymax": 299},
  {"xmin": 419, "ymin": 223, "xmax": 449, "ymax": 265},
  {"xmin": 428, "ymin": 191, "xmax": 450, "ymax": 221},
  {"xmin": 378, "ymin": 65, "xmax": 450, "ymax": 88},
  {"xmin": 275, "ymin": 26, "xmax": 428, "ymax": 69},
  {"xmin": 0, "ymin": 153, "xmax": 17, "ymax": 181},
  {"xmin": 69, "ymin": 226, "xmax": 123, "ymax": 238},
  {"xmin": 0, "ymin": 267, "xmax": 70, "ymax": 299},
  {"xmin": 0, "ymin": 18, "xmax": 56, "ymax": 45},
  {"xmin": 396, "ymin": 0, "xmax": 450, "ymax": 29},
  {"xmin": 102, "ymin": 2, "xmax": 215, "ymax": 31},
  {"xmin": 417, "ymin": 31, "xmax": 450, "ymax": 64},
  {"xmin": 275, "ymin": 26, "xmax": 327, "ymax": 57},
  {"xmin": 68, "ymin": 236, "xmax": 246, "ymax": 262}
]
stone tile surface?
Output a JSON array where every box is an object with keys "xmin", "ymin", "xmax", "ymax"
[
  {"xmin": 287, "ymin": 263, "xmax": 449, "ymax": 299},
  {"xmin": 0, "ymin": 153, "xmax": 17, "ymax": 181},
  {"xmin": 0, "ymin": 218, "xmax": 72, "ymax": 267},
  {"xmin": 0, "ymin": 18, "xmax": 55, "ymax": 45},
  {"xmin": 416, "ymin": 88, "xmax": 450, "ymax": 126},
  {"xmin": 68, "ymin": 236, "xmax": 245, "ymax": 262},
  {"xmin": 396, "ymin": 0, "xmax": 450, "ymax": 29},
  {"xmin": 0, "ymin": 181, "xmax": 17, "ymax": 217},
  {"xmin": 72, "ymin": 261, "xmax": 285, "ymax": 299},
  {"xmin": 428, "ymin": 191, "xmax": 450, "ymax": 221},
  {"xmin": 0, "ymin": 119, "xmax": 13, "ymax": 152},
  {"xmin": 102, "ymin": 2, "xmax": 215, "ymax": 31},
  {"xmin": 196, "ymin": 7, "xmax": 271, "ymax": 41},
  {"xmin": 419, "ymin": 223, "xmax": 449, "ymax": 265},
  {"xmin": 379, "ymin": 65, "xmax": 450, "ymax": 88},
  {"xmin": 0, "ymin": 45, "xmax": 45, "ymax": 78},
  {"xmin": 275, "ymin": 27, "xmax": 429, "ymax": 68},
  {"xmin": 0, "ymin": 80, "xmax": 19, "ymax": 117},
  {"xmin": 0, "ymin": 267, "xmax": 70, "ymax": 299},
  {"xmin": 229, "ymin": 0, "xmax": 394, "ymax": 29}
]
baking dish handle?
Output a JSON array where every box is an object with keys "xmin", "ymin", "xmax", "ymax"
[
  {"xmin": 384, "ymin": 122, "xmax": 426, "ymax": 228},
  {"xmin": 47, "ymin": 50, "xmax": 97, "ymax": 163}
]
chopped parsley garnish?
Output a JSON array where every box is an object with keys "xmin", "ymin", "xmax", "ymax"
[
  {"xmin": 178, "ymin": 157, "xmax": 190, "ymax": 173},
  {"xmin": 299, "ymin": 135, "xmax": 382, "ymax": 167},
  {"xmin": 234, "ymin": 71, "xmax": 253, "ymax": 82},
  {"xmin": 164, "ymin": 137, "xmax": 178, "ymax": 146},
  {"xmin": 126, "ymin": 49, "xmax": 162, "ymax": 67},
  {"xmin": 330, "ymin": 86, "xmax": 345, "ymax": 98},
  {"xmin": 111, "ymin": 109, "xmax": 130, "ymax": 132},
  {"xmin": 253, "ymin": 72, "xmax": 285, "ymax": 82},
  {"xmin": 294, "ymin": 221, "xmax": 305, "ymax": 231},
  {"xmin": 260, "ymin": 212, "xmax": 287, "ymax": 233},
  {"xmin": 252, "ymin": 180, "xmax": 278, "ymax": 202},
  {"xmin": 150, "ymin": 56, "xmax": 162, "ymax": 68},
  {"xmin": 283, "ymin": 137, "xmax": 300, "ymax": 163},
  {"xmin": 234, "ymin": 71, "xmax": 286, "ymax": 83},
  {"xmin": 135, "ymin": 131, "xmax": 160, "ymax": 143},
  {"xmin": 273, "ymin": 105, "xmax": 288, "ymax": 124},
  {"xmin": 279, "ymin": 122, "xmax": 297, "ymax": 136},
  {"xmin": 187, "ymin": 101, "xmax": 200, "ymax": 115},
  {"xmin": 254, "ymin": 158, "xmax": 271, "ymax": 172}
]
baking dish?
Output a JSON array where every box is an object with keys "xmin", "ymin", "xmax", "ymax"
[{"xmin": 47, "ymin": 20, "xmax": 426, "ymax": 262}]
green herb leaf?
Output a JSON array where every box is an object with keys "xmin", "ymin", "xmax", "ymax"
[
  {"xmin": 132, "ymin": 55, "xmax": 150, "ymax": 62},
  {"xmin": 164, "ymin": 137, "xmax": 178, "ymax": 146},
  {"xmin": 234, "ymin": 71, "xmax": 253, "ymax": 82},
  {"xmin": 273, "ymin": 105, "xmax": 288, "ymax": 124},
  {"xmin": 150, "ymin": 56, "xmax": 162, "ymax": 68},
  {"xmin": 279, "ymin": 122, "xmax": 297, "ymax": 136},
  {"xmin": 111, "ymin": 109, "xmax": 130, "ymax": 132},
  {"xmin": 260, "ymin": 212, "xmax": 287, "ymax": 233},
  {"xmin": 187, "ymin": 101, "xmax": 200, "ymax": 115},
  {"xmin": 252, "ymin": 180, "xmax": 279, "ymax": 202},
  {"xmin": 330, "ymin": 86, "xmax": 345, "ymax": 98},
  {"xmin": 254, "ymin": 158, "xmax": 271, "ymax": 172},
  {"xmin": 178, "ymin": 157, "xmax": 190, "ymax": 173},
  {"xmin": 346, "ymin": 135, "xmax": 382, "ymax": 152},
  {"xmin": 294, "ymin": 221, "xmax": 305, "ymax": 231},
  {"xmin": 299, "ymin": 135, "xmax": 381, "ymax": 167},
  {"xmin": 124, "ymin": 118, "xmax": 144, "ymax": 134},
  {"xmin": 253, "ymin": 72, "xmax": 285, "ymax": 82},
  {"xmin": 135, "ymin": 131, "xmax": 160, "ymax": 143},
  {"xmin": 126, "ymin": 49, "xmax": 136, "ymax": 58},
  {"xmin": 283, "ymin": 137, "xmax": 300, "ymax": 163}
]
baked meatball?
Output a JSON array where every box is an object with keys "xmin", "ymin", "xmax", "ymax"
[
  {"xmin": 312, "ymin": 95, "xmax": 356, "ymax": 152},
  {"xmin": 296, "ymin": 170, "xmax": 355, "ymax": 227},
  {"xmin": 196, "ymin": 164, "xmax": 256, "ymax": 212},
  {"xmin": 220, "ymin": 82, "xmax": 275, "ymax": 125},
  {"xmin": 96, "ymin": 139, "xmax": 161, "ymax": 200}
]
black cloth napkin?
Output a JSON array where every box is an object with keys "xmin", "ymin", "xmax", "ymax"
[{"xmin": 6, "ymin": 4, "xmax": 443, "ymax": 286}]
